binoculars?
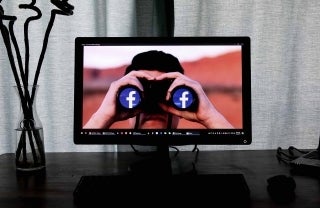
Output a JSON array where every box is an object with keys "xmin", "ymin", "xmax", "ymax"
[{"xmin": 117, "ymin": 78, "xmax": 198, "ymax": 113}]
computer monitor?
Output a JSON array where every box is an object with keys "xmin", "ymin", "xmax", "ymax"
[
  {"xmin": 73, "ymin": 37, "xmax": 252, "ymax": 202},
  {"xmin": 74, "ymin": 36, "xmax": 251, "ymax": 175},
  {"xmin": 74, "ymin": 37, "xmax": 251, "ymax": 148}
]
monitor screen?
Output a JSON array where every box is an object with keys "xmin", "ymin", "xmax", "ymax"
[{"xmin": 74, "ymin": 37, "xmax": 251, "ymax": 146}]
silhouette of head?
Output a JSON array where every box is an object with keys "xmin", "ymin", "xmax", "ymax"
[{"xmin": 125, "ymin": 50, "xmax": 184, "ymax": 75}]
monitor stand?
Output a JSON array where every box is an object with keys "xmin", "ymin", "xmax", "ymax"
[
  {"xmin": 73, "ymin": 145, "xmax": 251, "ymax": 206},
  {"xmin": 128, "ymin": 144, "xmax": 173, "ymax": 175}
]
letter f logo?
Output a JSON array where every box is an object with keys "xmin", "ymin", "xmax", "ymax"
[
  {"xmin": 180, "ymin": 91, "xmax": 189, "ymax": 109},
  {"xmin": 118, "ymin": 86, "xmax": 141, "ymax": 109},
  {"xmin": 126, "ymin": 91, "xmax": 136, "ymax": 109},
  {"xmin": 171, "ymin": 86, "xmax": 197, "ymax": 111}
]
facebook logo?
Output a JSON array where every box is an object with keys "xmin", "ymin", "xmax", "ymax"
[
  {"xmin": 172, "ymin": 87, "xmax": 195, "ymax": 110},
  {"xmin": 118, "ymin": 87, "xmax": 141, "ymax": 109}
]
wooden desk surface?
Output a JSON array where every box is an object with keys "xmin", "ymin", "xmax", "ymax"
[{"xmin": 0, "ymin": 150, "xmax": 319, "ymax": 207}]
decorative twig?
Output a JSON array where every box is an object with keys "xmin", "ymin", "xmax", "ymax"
[
  {"xmin": 15, "ymin": 2, "xmax": 45, "ymax": 166},
  {"xmin": 19, "ymin": 0, "xmax": 42, "ymax": 85},
  {"xmin": 8, "ymin": 21, "xmax": 25, "ymax": 86},
  {"xmin": 2, "ymin": 5, "xmax": 42, "ymax": 165},
  {"xmin": 50, "ymin": 0, "xmax": 74, "ymax": 16},
  {"xmin": 32, "ymin": 0, "xmax": 74, "ymax": 102},
  {"xmin": 0, "ymin": 8, "xmax": 38, "ymax": 165},
  {"xmin": 0, "ymin": 7, "xmax": 20, "ymax": 87},
  {"xmin": 1, "ymin": 0, "xmax": 74, "ymax": 170},
  {"xmin": 0, "ymin": 7, "xmax": 30, "ymax": 119}
]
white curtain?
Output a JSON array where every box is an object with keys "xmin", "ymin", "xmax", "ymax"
[
  {"xmin": 174, "ymin": 0, "xmax": 320, "ymax": 150},
  {"xmin": 1, "ymin": 1, "xmax": 319, "ymax": 154}
]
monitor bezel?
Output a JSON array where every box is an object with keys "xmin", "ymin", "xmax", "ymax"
[{"xmin": 74, "ymin": 37, "xmax": 251, "ymax": 145}]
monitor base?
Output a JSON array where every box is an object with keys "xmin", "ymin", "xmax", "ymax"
[{"xmin": 73, "ymin": 174, "xmax": 250, "ymax": 207}]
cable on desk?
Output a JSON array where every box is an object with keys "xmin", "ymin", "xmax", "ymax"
[
  {"xmin": 276, "ymin": 146, "xmax": 310, "ymax": 165},
  {"xmin": 130, "ymin": 144, "xmax": 180, "ymax": 158},
  {"xmin": 288, "ymin": 146, "xmax": 309, "ymax": 156},
  {"xmin": 192, "ymin": 144, "xmax": 198, "ymax": 152},
  {"xmin": 276, "ymin": 154, "xmax": 291, "ymax": 164},
  {"xmin": 130, "ymin": 144, "xmax": 152, "ymax": 156},
  {"xmin": 192, "ymin": 144, "xmax": 199, "ymax": 163},
  {"xmin": 276, "ymin": 147, "xmax": 297, "ymax": 164},
  {"xmin": 169, "ymin": 145, "xmax": 199, "ymax": 175},
  {"xmin": 169, "ymin": 146, "xmax": 180, "ymax": 157},
  {"xmin": 130, "ymin": 144, "xmax": 200, "ymax": 174}
]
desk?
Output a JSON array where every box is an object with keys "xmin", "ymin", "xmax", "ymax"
[{"xmin": 0, "ymin": 150, "xmax": 319, "ymax": 207}]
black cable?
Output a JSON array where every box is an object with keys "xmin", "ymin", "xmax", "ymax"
[
  {"xmin": 130, "ymin": 144, "xmax": 180, "ymax": 158},
  {"xmin": 277, "ymin": 147, "xmax": 297, "ymax": 160},
  {"xmin": 134, "ymin": 114, "xmax": 140, "ymax": 130},
  {"xmin": 276, "ymin": 146, "xmax": 303, "ymax": 166},
  {"xmin": 288, "ymin": 146, "xmax": 309, "ymax": 155},
  {"xmin": 169, "ymin": 146, "xmax": 179, "ymax": 157},
  {"xmin": 192, "ymin": 144, "xmax": 199, "ymax": 163},
  {"xmin": 190, "ymin": 162, "xmax": 198, "ymax": 174},
  {"xmin": 130, "ymin": 144, "xmax": 140, "ymax": 154},
  {"xmin": 276, "ymin": 154, "xmax": 291, "ymax": 165},
  {"xmin": 189, "ymin": 146, "xmax": 199, "ymax": 175},
  {"xmin": 192, "ymin": 144, "xmax": 198, "ymax": 152},
  {"xmin": 130, "ymin": 144, "xmax": 153, "ymax": 156}
]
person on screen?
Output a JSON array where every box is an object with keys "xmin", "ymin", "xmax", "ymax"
[{"xmin": 84, "ymin": 50, "xmax": 233, "ymax": 129}]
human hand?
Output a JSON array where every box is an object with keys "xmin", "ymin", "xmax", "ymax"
[
  {"xmin": 84, "ymin": 70, "xmax": 154, "ymax": 129},
  {"xmin": 156, "ymin": 72, "xmax": 234, "ymax": 129}
]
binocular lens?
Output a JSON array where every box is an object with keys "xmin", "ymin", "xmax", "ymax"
[
  {"xmin": 171, "ymin": 86, "xmax": 198, "ymax": 111},
  {"xmin": 117, "ymin": 81, "xmax": 198, "ymax": 112},
  {"xmin": 118, "ymin": 86, "xmax": 142, "ymax": 109}
]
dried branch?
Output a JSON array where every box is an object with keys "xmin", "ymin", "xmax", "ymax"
[
  {"xmin": 1, "ymin": 1, "xmax": 74, "ymax": 170},
  {"xmin": 19, "ymin": 0, "xmax": 42, "ymax": 84}
]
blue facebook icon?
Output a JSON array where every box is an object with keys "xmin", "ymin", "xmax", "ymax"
[
  {"xmin": 172, "ymin": 87, "xmax": 195, "ymax": 110},
  {"xmin": 118, "ymin": 87, "xmax": 141, "ymax": 109}
]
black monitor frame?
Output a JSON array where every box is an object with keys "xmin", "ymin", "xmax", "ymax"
[{"xmin": 74, "ymin": 37, "xmax": 251, "ymax": 146}]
